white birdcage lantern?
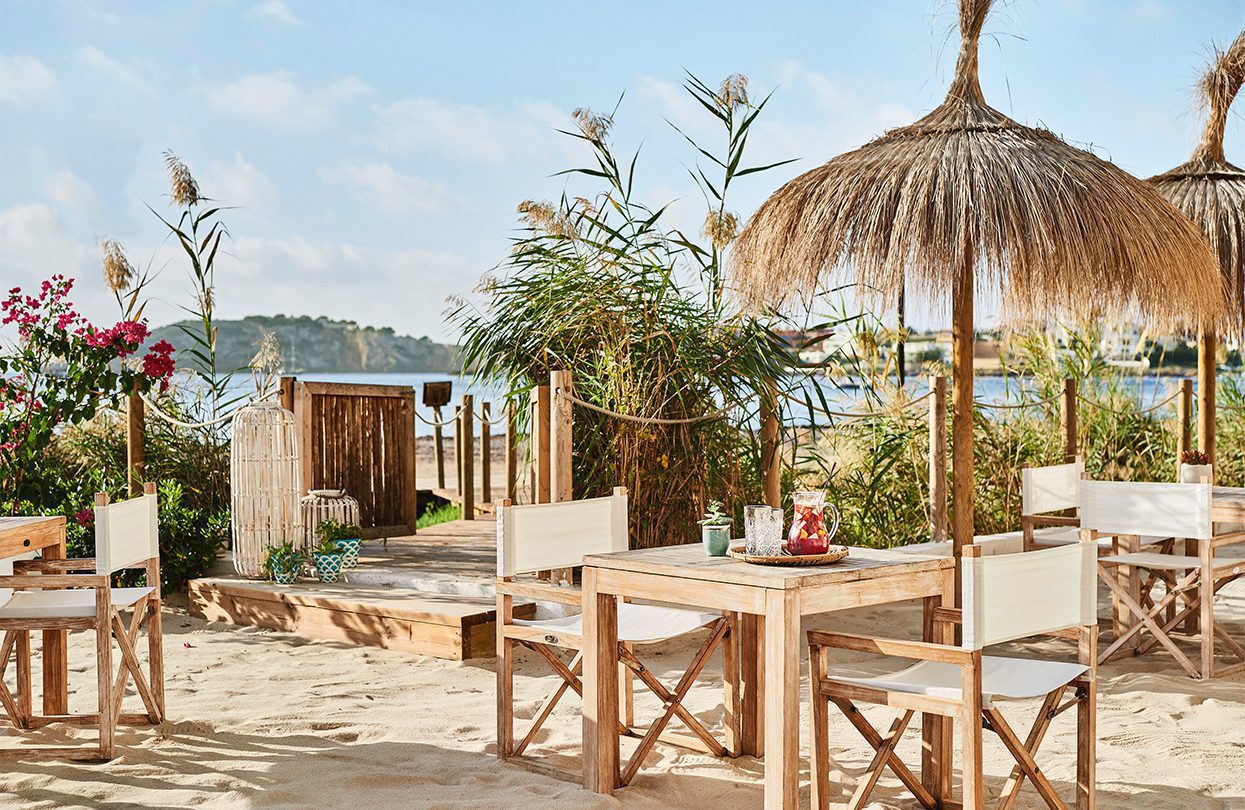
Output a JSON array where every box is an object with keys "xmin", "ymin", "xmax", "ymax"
[
  {"xmin": 230, "ymin": 401, "xmax": 302, "ymax": 578},
  {"xmin": 300, "ymin": 489, "xmax": 362, "ymax": 552}
]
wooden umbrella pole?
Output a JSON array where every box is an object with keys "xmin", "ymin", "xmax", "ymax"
[
  {"xmin": 951, "ymin": 261, "xmax": 975, "ymax": 606},
  {"xmin": 1198, "ymin": 328, "xmax": 1217, "ymax": 463}
]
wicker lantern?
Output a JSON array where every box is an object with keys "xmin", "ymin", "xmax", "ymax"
[
  {"xmin": 230, "ymin": 401, "xmax": 302, "ymax": 578},
  {"xmin": 300, "ymin": 489, "xmax": 362, "ymax": 552}
]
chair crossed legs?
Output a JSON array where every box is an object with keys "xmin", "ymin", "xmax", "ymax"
[
  {"xmin": 0, "ymin": 485, "xmax": 165, "ymax": 761},
  {"xmin": 809, "ymin": 542, "xmax": 1099, "ymax": 810},
  {"xmin": 495, "ymin": 489, "xmax": 737, "ymax": 786}
]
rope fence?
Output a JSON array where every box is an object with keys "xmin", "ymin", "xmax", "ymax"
[
  {"xmin": 1076, "ymin": 389, "xmax": 1181, "ymax": 417},
  {"xmin": 137, "ymin": 386, "xmax": 277, "ymax": 430},
  {"xmin": 555, "ymin": 387, "xmax": 729, "ymax": 426}
]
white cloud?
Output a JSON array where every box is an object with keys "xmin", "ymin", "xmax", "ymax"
[
  {"xmin": 247, "ymin": 0, "xmax": 304, "ymax": 26},
  {"xmin": 318, "ymin": 162, "xmax": 464, "ymax": 217},
  {"xmin": 207, "ymin": 71, "xmax": 371, "ymax": 129},
  {"xmin": 77, "ymin": 46, "xmax": 152, "ymax": 92},
  {"xmin": 202, "ymin": 153, "xmax": 277, "ymax": 210},
  {"xmin": 44, "ymin": 169, "xmax": 100, "ymax": 214},
  {"xmin": 0, "ymin": 205, "xmax": 105, "ymax": 337},
  {"xmin": 0, "ymin": 53, "xmax": 57, "ymax": 105},
  {"xmin": 371, "ymin": 98, "xmax": 568, "ymax": 163}
]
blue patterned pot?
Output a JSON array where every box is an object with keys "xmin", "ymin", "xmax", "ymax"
[
  {"xmin": 333, "ymin": 537, "xmax": 362, "ymax": 568},
  {"xmin": 268, "ymin": 559, "xmax": 299, "ymax": 585},
  {"xmin": 312, "ymin": 551, "xmax": 345, "ymax": 583}
]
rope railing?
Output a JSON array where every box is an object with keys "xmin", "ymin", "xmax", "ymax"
[
  {"xmin": 138, "ymin": 386, "xmax": 277, "ymax": 430},
  {"xmin": 971, "ymin": 393, "xmax": 1060, "ymax": 411},
  {"xmin": 782, "ymin": 388, "xmax": 932, "ymax": 421},
  {"xmin": 555, "ymin": 387, "xmax": 729, "ymax": 426},
  {"xmin": 1076, "ymin": 389, "xmax": 1181, "ymax": 417},
  {"xmin": 414, "ymin": 409, "xmax": 459, "ymax": 428}
]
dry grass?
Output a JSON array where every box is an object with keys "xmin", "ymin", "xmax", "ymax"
[
  {"xmin": 1149, "ymin": 28, "xmax": 1245, "ymax": 333},
  {"xmin": 730, "ymin": 0, "xmax": 1223, "ymax": 332}
]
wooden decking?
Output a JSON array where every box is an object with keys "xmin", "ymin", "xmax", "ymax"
[{"xmin": 188, "ymin": 517, "xmax": 521, "ymax": 660}]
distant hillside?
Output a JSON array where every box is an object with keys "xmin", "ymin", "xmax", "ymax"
[{"xmin": 152, "ymin": 315, "xmax": 460, "ymax": 373}]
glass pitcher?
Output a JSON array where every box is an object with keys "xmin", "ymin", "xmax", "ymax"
[{"xmin": 786, "ymin": 490, "xmax": 840, "ymax": 555}]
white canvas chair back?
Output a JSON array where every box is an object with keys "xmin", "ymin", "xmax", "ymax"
[
  {"xmin": 961, "ymin": 542, "xmax": 1097, "ymax": 650},
  {"xmin": 1080, "ymin": 479, "xmax": 1212, "ymax": 541},
  {"xmin": 497, "ymin": 491, "xmax": 627, "ymax": 577},
  {"xmin": 94, "ymin": 491, "xmax": 159, "ymax": 575},
  {"xmin": 1021, "ymin": 460, "xmax": 1084, "ymax": 515}
]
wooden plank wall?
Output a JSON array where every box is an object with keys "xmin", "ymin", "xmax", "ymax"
[{"xmin": 282, "ymin": 378, "xmax": 417, "ymax": 537}]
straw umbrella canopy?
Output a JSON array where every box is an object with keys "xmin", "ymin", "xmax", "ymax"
[
  {"xmin": 1149, "ymin": 30, "xmax": 1245, "ymax": 464},
  {"xmin": 731, "ymin": 0, "xmax": 1222, "ymax": 571}
]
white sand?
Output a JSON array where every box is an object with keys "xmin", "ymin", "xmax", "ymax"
[{"xmin": 2, "ymin": 590, "xmax": 1244, "ymax": 808}]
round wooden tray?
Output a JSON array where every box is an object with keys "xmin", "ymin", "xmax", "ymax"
[{"xmin": 728, "ymin": 545, "xmax": 849, "ymax": 566}]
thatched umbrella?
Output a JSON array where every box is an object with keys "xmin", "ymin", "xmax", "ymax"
[
  {"xmin": 731, "ymin": 0, "xmax": 1223, "ymax": 574},
  {"xmin": 1150, "ymin": 30, "xmax": 1245, "ymax": 463}
]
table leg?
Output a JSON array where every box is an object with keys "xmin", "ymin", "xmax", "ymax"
[
  {"xmin": 763, "ymin": 589, "xmax": 800, "ymax": 809},
  {"xmin": 921, "ymin": 567, "xmax": 954, "ymax": 803},
  {"xmin": 581, "ymin": 567, "xmax": 619, "ymax": 794},
  {"xmin": 42, "ymin": 535, "xmax": 68, "ymax": 716},
  {"xmin": 1200, "ymin": 543, "xmax": 1215, "ymax": 678},
  {"xmin": 1184, "ymin": 538, "xmax": 1200, "ymax": 634},
  {"xmin": 738, "ymin": 611, "xmax": 764, "ymax": 758},
  {"xmin": 722, "ymin": 613, "xmax": 741, "ymax": 757}
]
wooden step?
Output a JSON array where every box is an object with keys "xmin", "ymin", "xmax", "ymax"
[{"xmin": 187, "ymin": 577, "xmax": 533, "ymax": 660}]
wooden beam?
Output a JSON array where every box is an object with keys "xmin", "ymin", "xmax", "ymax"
[
  {"xmin": 400, "ymin": 391, "xmax": 418, "ymax": 535},
  {"xmin": 1177, "ymin": 377, "xmax": 1193, "ymax": 479},
  {"xmin": 481, "ymin": 402, "xmax": 492, "ymax": 505},
  {"xmin": 532, "ymin": 385, "xmax": 551, "ymax": 504},
  {"xmin": 951, "ymin": 269, "xmax": 974, "ymax": 605},
  {"xmin": 759, "ymin": 386, "xmax": 781, "ymax": 509},
  {"xmin": 460, "ymin": 395, "xmax": 475, "ymax": 521},
  {"xmin": 928, "ymin": 374, "xmax": 947, "ymax": 543},
  {"xmin": 433, "ymin": 405, "xmax": 447, "ymax": 489},
  {"xmin": 550, "ymin": 370, "xmax": 573, "ymax": 503},
  {"xmin": 1061, "ymin": 377, "xmax": 1078, "ymax": 463},
  {"xmin": 293, "ymin": 381, "xmax": 313, "ymax": 496},
  {"xmin": 1199, "ymin": 328, "xmax": 1216, "ymax": 463},
  {"xmin": 505, "ymin": 400, "xmax": 518, "ymax": 502},
  {"xmin": 126, "ymin": 384, "xmax": 145, "ymax": 497}
]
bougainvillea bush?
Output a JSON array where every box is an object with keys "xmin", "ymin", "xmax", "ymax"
[{"xmin": 0, "ymin": 275, "xmax": 175, "ymax": 511}]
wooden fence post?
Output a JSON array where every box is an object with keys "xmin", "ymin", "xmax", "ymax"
[
  {"xmin": 293, "ymin": 381, "xmax": 312, "ymax": 496},
  {"xmin": 550, "ymin": 371, "xmax": 574, "ymax": 503},
  {"xmin": 1177, "ymin": 378, "xmax": 1193, "ymax": 478},
  {"xmin": 481, "ymin": 402, "xmax": 492, "ymax": 505},
  {"xmin": 433, "ymin": 405, "xmax": 447, "ymax": 489},
  {"xmin": 928, "ymin": 375, "xmax": 947, "ymax": 543},
  {"xmin": 453, "ymin": 405, "xmax": 462, "ymax": 493},
  {"xmin": 400, "ymin": 390, "xmax": 418, "ymax": 534},
  {"xmin": 460, "ymin": 395, "xmax": 475, "ymax": 520},
  {"xmin": 1060, "ymin": 378, "xmax": 1078, "ymax": 462},
  {"xmin": 759, "ymin": 387, "xmax": 781, "ymax": 509},
  {"xmin": 531, "ymin": 385, "xmax": 551, "ymax": 504},
  {"xmin": 505, "ymin": 400, "xmax": 518, "ymax": 502},
  {"xmin": 1198, "ymin": 330, "xmax": 1216, "ymax": 463},
  {"xmin": 126, "ymin": 383, "xmax": 145, "ymax": 497}
]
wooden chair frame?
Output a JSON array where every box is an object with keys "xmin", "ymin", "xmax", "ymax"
[
  {"xmin": 0, "ymin": 484, "xmax": 165, "ymax": 761},
  {"xmin": 495, "ymin": 490, "xmax": 737, "ymax": 785},
  {"xmin": 809, "ymin": 546, "xmax": 1097, "ymax": 810}
]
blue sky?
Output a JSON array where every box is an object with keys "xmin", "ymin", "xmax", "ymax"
[{"xmin": 2, "ymin": 0, "xmax": 1243, "ymax": 343}]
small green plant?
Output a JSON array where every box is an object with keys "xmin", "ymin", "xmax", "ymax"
[
  {"xmin": 1182, "ymin": 449, "xmax": 1211, "ymax": 466},
  {"xmin": 699, "ymin": 500, "xmax": 731, "ymax": 527},
  {"xmin": 416, "ymin": 502, "xmax": 461, "ymax": 529},
  {"xmin": 263, "ymin": 540, "xmax": 305, "ymax": 576},
  {"xmin": 316, "ymin": 518, "xmax": 362, "ymax": 544},
  {"xmin": 313, "ymin": 536, "xmax": 344, "ymax": 556}
]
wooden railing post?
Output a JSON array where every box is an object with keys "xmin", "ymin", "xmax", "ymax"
[
  {"xmin": 928, "ymin": 375, "xmax": 947, "ymax": 543},
  {"xmin": 1177, "ymin": 378, "xmax": 1193, "ymax": 478},
  {"xmin": 505, "ymin": 400, "xmax": 518, "ymax": 502},
  {"xmin": 126, "ymin": 382, "xmax": 145, "ymax": 497},
  {"xmin": 433, "ymin": 405, "xmax": 447, "ymax": 489},
  {"xmin": 759, "ymin": 387, "xmax": 781, "ymax": 509},
  {"xmin": 1060, "ymin": 378, "xmax": 1078, "ymax": 462},
  {"xmin": 460, "ymin": 395, "xmax": 475, "ymax": 520},
  {"xmin": 481, "ymin": 402, "xmax": 492, "ymax": 505},
  {"xmin": 293, "ymin": 380, "xmax": 312, "ymax": 496},
  {"xmin": 550, "ymin": 371, "xmax": 573, "ymax": 503},
  {"xmin": 531, "ymin": 385, "xmax": 551, "ymax": 504},
  {"xmin": 1198, "ymin": 330, "xmax": 1216, "ymax": 463},
  {"xmin": 400, "ymin": 390, "xmax": 418, "ymax": 534}
]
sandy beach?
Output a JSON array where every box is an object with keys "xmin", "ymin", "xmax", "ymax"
[{"xmin": 2, "ymin": 580, "xmax": 1243, "ymax": 809}]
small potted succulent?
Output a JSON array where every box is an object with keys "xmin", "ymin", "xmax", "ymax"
[
  {"xmin": 699, "ymin": 500, "xmax": 732, "ymax": 557},
  {"xmin": 1180, "ymin": 449, "xmax": 1213, "ymax": 484},
  {"xmin": 311, "ymin": 536, "xmax": 347, "ymax": 583},
  {"xmin": 264, "ymin": 541, "xmax": 305, "ymax": 585},
  {"xmin": 317, "ymin": 518, "xmax": 364, "ymax": 569}
]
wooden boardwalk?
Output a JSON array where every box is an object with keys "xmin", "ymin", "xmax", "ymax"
[{"xmin": 188, "ymin": 518, "xmax": 519, "ymax": 660}]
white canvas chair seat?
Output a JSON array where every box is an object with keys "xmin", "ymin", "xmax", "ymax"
[
  {"xmin": 0, "ymin": 587, "xmax": 153, "ymax": 620},
  {"xmin": 513, "ymin": 603, "xmax": 719, "ymax": 644},
  {"xmin": 825, "ymin": 655, "xmax": 1088, "ymax": 708},
  {"xmin": 1100, "ymin": 552, "xmax": 1200, "ymax": 571},
  {"xmin": 1030, "ymin": 526, "xmax": 1168, "ymax": 550}
]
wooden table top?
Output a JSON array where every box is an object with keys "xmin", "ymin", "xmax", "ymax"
[
  {"xmin": 0, "ymin": 515, "xmax": 65, "ymax": 557},
  {"xmin": 583, "ymin": 543, "xmax": 951, "ymax": 590}
]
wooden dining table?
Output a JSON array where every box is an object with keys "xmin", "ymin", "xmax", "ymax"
[
  {"xmin": 0, "ymin": 516, "xmax": 70, "ymax": 715},
  {"xmin": 579, "ymin": 543, "xmax": 956, "ymax": 808}
]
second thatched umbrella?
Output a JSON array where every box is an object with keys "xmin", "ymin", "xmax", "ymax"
[
  {"xmin": 731, "ymin": 0, "xmax": 1222, "ymax": 575},
  {"xmin": 1150, "ymin": 29, "xmax": 1245, "ymax": 463}
]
